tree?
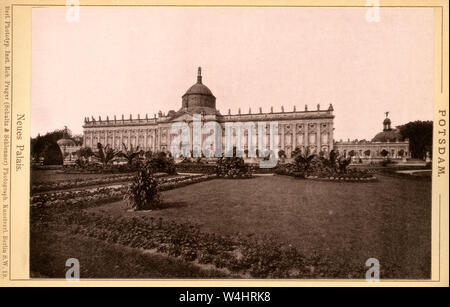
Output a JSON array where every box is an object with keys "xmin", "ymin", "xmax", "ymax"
[
  {"xmin": 118, "ymin": 143, "xmax": 143, "ymax": 165},
  {"xmin": 31, "ymin": 128, "xmax": 68, "ymax": 164},
  {"xmin": 398, "ymin": 121, "xmax": 433, "ymax": 159},
  {"xmin": 41, "ymin": 143, "xmax": 63, "ymax": 165},
  {"xmin": 92, "ymin": 143, "xmax": 119, "ymax": 166}
]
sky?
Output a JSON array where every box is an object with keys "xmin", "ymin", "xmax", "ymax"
[{"xmin": 31, "ymin": 7, "xmax": 434, "ymax": 140}]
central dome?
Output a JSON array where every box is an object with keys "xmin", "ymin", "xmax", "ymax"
[
  {"xmin": 184, "ymin": 82, "xmax": 214, "ymax": 97},
  {"xmin": 180, "ymin": 67, "xmax": 217, "ymax": 114}
]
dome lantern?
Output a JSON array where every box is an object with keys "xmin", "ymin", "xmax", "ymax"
[
  {"xmin": 197, "ymin": 67, "xmax": 202, "ymax": 84},
  {"xmin": 372, "ymin": 112, "xmax": 401, "ymax": 142},
  {"xmin": 383, "ymin": 111, "xmax": 392, "ymax": 131}
]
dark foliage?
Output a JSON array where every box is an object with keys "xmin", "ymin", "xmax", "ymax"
[
  {"xmin": 31, "ymin": 129, "xmax": 70, "ymax": 165},
  {"xmin": 93, "ymin": 143, "xmax": 120, "ymax": 166},
  {"xmin": 118, "ymin": 143, "xmax": 143, "ymax": 166},
  {"xmin": 144, "ymin": 152, "xmax": 177, "ymax": 175},
  {"xmin": 398, "ymin": 121, "xmax": 433, "ymax": 159},
  {"xmin": 216, "ymin": 156, "xmax": 254, "ymax": 178}
]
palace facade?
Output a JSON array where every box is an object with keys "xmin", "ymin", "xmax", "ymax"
[
  {"xmin": 334, "ymin": 114, "xmax": 410, "ymax": 160},
  {"xmin": 82, "ymin": 68, "xmax": 335, "ymax": 158},
  {"xmin": 82, "ymin": 68, "xmax": 409, "ymax": 161}
]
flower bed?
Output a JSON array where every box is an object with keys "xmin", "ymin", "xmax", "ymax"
[
  {"xmin": 32, "ymin": 174, "xmax": 136, "ymax": 193},
  {"xmin": 275, "ymin": 163, "xmax": 377, "ymax": 182},
  {"xmin": 176, "ymin": 162, "xmax": 217, "ymax": 174},
  {"xmin": 62, "ymin": 163, "xmax": 137, "ymax": 174},
  {"xmin": 304, "ymin": 175, "xmax": 377, "ymax": 182},
  {"xmin": 159, "ymin": 174, "xmax": 215, "ymax": 191},
  {"xmin": 31, "ymin": 185, "xmax": 125, "ymax": 208},
  {"xmin": 31, "ymin": 172, "xmax": 176, "ymax": 194},
  {"xmin": 31, "ymin": 174, "xmax": 215, "ymax": 207}
]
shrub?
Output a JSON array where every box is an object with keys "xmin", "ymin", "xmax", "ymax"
[
  {"xmin": 124, "ymin": 167, "xmax": 162, "ymax": 211},
  {"xmin": 145, "ymin": 152, "xmax": 177, "ymax": 175},
  {"xmin": 216, "ymin": 157, "xmax": 254, "ymax": 178},
  {"xmin": 275, "ymin": 150, "xmax": 374, "ymax": 181},
  {"xmin": 176, "ymin": 162, "xmax": 217, "ymax": 174}
]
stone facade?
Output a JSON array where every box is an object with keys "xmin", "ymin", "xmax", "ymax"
[
  {"xmin": 333, "ymin": 140, "xmax": 410, "ymax": 160},
  {"xmin": 334, "ymin": 114, "xmax": 410, "ymax": 160},
  {"xmin": 82, "ymin": 68, "xmax": 335, "ymax": 158}
]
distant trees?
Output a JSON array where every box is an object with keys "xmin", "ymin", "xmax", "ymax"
[
  {"xmin": 31, "ymin": 128, "xmax": 69, "ymax": 165},
  {"xmin": 398, "ymin": 121, "xmax": 433, "ymax": 159}
]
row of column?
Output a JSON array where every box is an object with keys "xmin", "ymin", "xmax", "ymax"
[
  {"xmin": 84, "ymin": 122, "xmax": 334, "ymax": 156},
  {"xmin": 179, "ymin": 123, "xmax": 333, "ymax": 158},
  {"xmin": 84, "ymin": 128, "xmax": 162, "ymax": 151}
]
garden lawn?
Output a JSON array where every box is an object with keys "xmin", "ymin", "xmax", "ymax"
[
  {"xmin": 89, "ymin": 174, "xmax": 431, "ymax": 279},
  {"xmin": 31, "ymin": 229, "xmax": 226, "ymax": 278}
]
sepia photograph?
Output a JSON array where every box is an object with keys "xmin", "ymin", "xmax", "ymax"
[
  {"xmin": 29, "ymin": 5, "xmax": 435, "ymax": 280},
  {"xmin": 0, "ymin": 0, "xmax": 448, "ymax": 289}
]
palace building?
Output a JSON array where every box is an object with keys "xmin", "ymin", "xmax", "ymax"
[
  {"xmin": 82, "ymin": 68, "xmax": 335, "ymax": 158},
  {"xmin": 333, "ymin": 113, "xmax": 410, "ymax": 160}
]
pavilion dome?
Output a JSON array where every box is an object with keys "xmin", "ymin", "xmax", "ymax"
[
  {"xmin": 57, "ymin": 138, "xmax": 76, "ymax": 146},
  {"xmin": 371, "ymin": 129, "xmax": 402, "ymax": 142},
  {"xmin": 371, "ymin": 113, "xmax": 402, "ymax": 142},
  {"xmin": 57, "ymin": 127, "xmax": 76, "ymax": 146}
]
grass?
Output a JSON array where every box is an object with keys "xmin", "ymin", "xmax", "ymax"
[
  {"xmin": 30, "ymin": 229, "xmax": 227, "ymax": 278},
  {"xmin": 88, "ymin": 174, "xmax": 431, "ymax": 279}
]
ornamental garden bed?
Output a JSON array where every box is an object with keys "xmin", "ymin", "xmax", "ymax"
[
  {"xmin": 275, "ymin": 166, "xmax": 376, "ymax": 182},
  {"xmin": 31, "ymin": 172, "xmax": 175, "ymax": 194},
  {"xmin": 303, "ymin": 175, "xmax": 377, "ymax": 182},
  {"xmin": 32, "ymin": 174, "xmax": 136, "ymax": 193},
  {"xmin": 31, "ymin": 174, "xmax": 215, "ymax": 208}
]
